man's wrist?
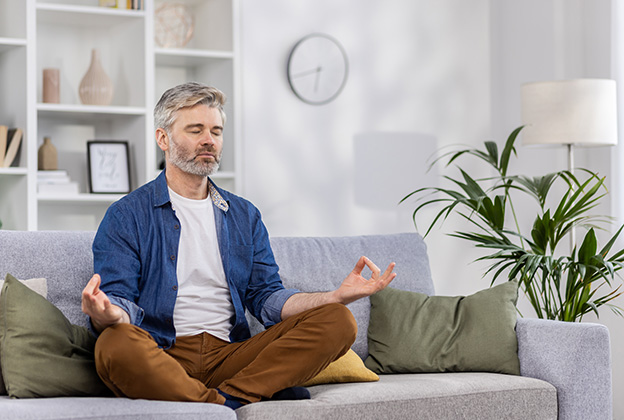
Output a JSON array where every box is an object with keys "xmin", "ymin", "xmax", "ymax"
[
  {"xmin": 327, "ymin": 290, "xmax": 344, "ymax": 305},
  {"xmin": 90, "ymin": 308, "xmax": 130, "ymax": 333},
  {"xmin": 90, "ymin": 317, "xmax": 108, "ymax": 334},
  {"xmin": 118, "ymin": 310, "xmax": 130, "ymax": 325},
  {"xmin": 281, "ymin": 290, "xmax": 344, "ymax": 320}
]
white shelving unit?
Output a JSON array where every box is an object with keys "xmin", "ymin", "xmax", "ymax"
[
  {"xmin": 0, "ymin": 0, "xmax": 240, "ymax": 231},
  {"xmin": 0, "ymin": 38, "xmax": 27, "ymax": 52}
]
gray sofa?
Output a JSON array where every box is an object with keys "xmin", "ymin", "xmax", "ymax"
[{"xmin": 0, "ymin": 230, "xmax": 612, "ymax": 420}]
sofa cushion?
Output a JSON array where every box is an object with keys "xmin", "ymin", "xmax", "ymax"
[
  {"xmin": 0, "ymin": 396, "xmax": 237, "ymax": 420},
  {"xmin": 365, "ymin": 280, "xmax": 520, "ymax": 375},
  {"xmin": 0, "ymin": 274, "xmax": 111, "ymax": 398},
  {"xmin": 302, "ymin": 349, "xmax": 378, "ymax": 387},
  {"xmin": 0, "ymin": 276, "xmax": 47, "ymax": 396},
  {"xmin": 236, "ymin": 373, "xmax": 557, "ymax": 420},
  {"xmin": 0, "ymin": 277, "xmax": 47, "ymax": 298}
]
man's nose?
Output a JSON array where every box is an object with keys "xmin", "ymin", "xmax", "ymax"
[{"xmin": 199, "ymin": 132, "xmax": 216, "ymax": 146}]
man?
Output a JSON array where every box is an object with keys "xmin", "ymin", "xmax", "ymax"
[{"xmin": 81, "ymin": 82, "xmax": 395, "ymax": 409}]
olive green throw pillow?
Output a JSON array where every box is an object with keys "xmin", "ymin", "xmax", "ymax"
[
  {"xmin": 0, "ymin": 276, "xmax": 48, "ymax": 396},
  {"xmin": 0, "ymin": 273, "xmax": 111, "ymax": 398},
  {"xmin": 365, "ymin": 280, "xmax": 520, "ymax": 375}
]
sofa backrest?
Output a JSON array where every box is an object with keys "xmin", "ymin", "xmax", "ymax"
[
  {"xmin": 267, "ymin": 233, "xmax": 434, "ymax": 359},
  {"xmin": 0, "ymin": 231, "xmax": 434, "ymax": 359},
  {"xmin": 0, "ymin": 230, "xmax": 96, "ymax": 329}
]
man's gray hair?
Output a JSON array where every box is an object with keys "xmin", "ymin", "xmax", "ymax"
[{"xmin": 154, "ymin": 82, "xmax": 227, "ymax": 134}]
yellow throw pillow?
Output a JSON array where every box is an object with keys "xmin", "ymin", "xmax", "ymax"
[{"xmin": 303, "ymin": 349, "xmax": 379, "ymax": 387}]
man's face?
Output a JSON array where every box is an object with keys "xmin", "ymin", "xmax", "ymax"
[{"xmin": 167, "ymin": 104, "xmax": 224, "ymax": 177}]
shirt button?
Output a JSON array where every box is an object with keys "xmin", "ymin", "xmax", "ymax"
[
  {"xmin": 174, "ymin": 224, "xmax": 179, "ymax": 230},
  {"xmin": 170, "ymin": 255, "xmax": 175, "ymax": 261},
  {"xmin": 172, "ymin": 285, "xmax": 178, "ymax": 291}
]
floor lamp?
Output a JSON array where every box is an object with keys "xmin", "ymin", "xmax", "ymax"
[{"xmin": 521, "ymin": 79, "xmax": 618, "ymax": 250}]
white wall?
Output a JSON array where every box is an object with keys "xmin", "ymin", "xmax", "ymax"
[
  {"xmin": 239, "ymin": 0, "xmax": 492, "ymax": 297},
  {"xmin": 239, "ymin": 0, "xmax": 491, "ymax": 238},
  {"xmin": 240, "ymin": 0, "xmax": 623, "ymax": 417},
  {"xmin": 490, "ymin": 1, "xmax": 624, "ymax": 419}
]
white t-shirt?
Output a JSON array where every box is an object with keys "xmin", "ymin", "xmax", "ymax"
[{"xmin": 169, "ymin": 187, "xmax": 234, "ymax": 342}]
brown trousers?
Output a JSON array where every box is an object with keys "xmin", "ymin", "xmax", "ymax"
[{"xmin": 95, "ymin": 303, "xmax": 357, "ymax": 405}]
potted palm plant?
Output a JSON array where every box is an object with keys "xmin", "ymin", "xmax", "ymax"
[{"xmin": 403, "ymin": 126, "xmax": 624, "ymax": 321}]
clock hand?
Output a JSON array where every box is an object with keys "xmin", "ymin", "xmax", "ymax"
[
  {"xmin": 314, "ymin": 66, "xmax": 323, "ymax": 92},
  {"xmin": 292, "ymin": 66, "xmax": 322, "ymax": 79}
]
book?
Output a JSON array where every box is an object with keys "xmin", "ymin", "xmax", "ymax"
[
  {"xmin": 3, "ymin": 128, "xmax": 23, "ymax": 168},
  {"xmin": 0, "ymin": 125, "xmax": 6, "ymax": 165},
  {"xmin": 38, "ymin": 175, "xmax": 72, "ymax": 185},
  {"xmin": 38, "ymin": 170, "xmax": 69, "ymax": 180},
  {"xmin": 128, "ymin": 0, "xmax": 142, "ymax": 10},
  {"xmin": 38, "ymin": 182, "xmax": 79, "ymax": 196},
  {"xmin": 99, "ymin": 0, "xmax": 117, "ymax": 7},
  {"xmin": 38, "ymin": 170, "xmax": 72, "ymax": 185}
]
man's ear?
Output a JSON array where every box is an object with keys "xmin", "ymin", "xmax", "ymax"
[{"xmin": 156, "ymin": 128, "xmax": 169, "ymax": 152}]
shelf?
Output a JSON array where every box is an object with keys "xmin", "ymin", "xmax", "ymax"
[
  {"xmin": 37, "ymin": 103, "xmax": 147, "ymax": 122},
  {"xmin": 0, "ymin": 168, "xmax": 28, "ymax": 176},
  {"xmin": 155, "ymin": 48, "xmax": 234, "ymax": 67},
  {"xmin": 1, "ymin": 0, "xmax": 238, "ymax": 231},
  {"xmin": 0, "ymin": 38, "xmax": 27, "ymax": 54},
  {"xmin": 36, "ymin": 3, "xmax": 145, "ymax": 27},
  {"xmin": 38, "ymin": 193, "xmax": 125, "ymax": 203}
]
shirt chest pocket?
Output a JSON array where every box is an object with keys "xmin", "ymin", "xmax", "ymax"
[{"xmin": 228, "ymin": 244, "xmax": 253, "ymax": 291}]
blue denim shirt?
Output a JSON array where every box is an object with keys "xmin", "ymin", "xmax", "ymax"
[{"xmin": 92, "ymin": 170, "xmax": 299, "ymax": 348}]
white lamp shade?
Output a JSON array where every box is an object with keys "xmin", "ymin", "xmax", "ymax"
[{"xmin": 521, "ymin": 79, "xmax": 618, "ymax": 147}]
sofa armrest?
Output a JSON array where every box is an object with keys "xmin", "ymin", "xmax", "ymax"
[{"xmin": 516, "ymin": 318, "xmax": 612, "ymax": 420}]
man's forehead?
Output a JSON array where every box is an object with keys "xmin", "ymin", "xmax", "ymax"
[{"xmin": 175, "ymin": 104, "xmax": 223, "ymax": 125}]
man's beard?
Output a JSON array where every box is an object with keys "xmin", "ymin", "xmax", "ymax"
[{"xmin": 168, "ymin": 136, "xmax": 222, "ymax": 177}]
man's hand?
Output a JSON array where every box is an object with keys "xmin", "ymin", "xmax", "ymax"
[
  {"xmin": 280, "ymin": 256, "xmax": 396, "ymax": 319},
  {"xmin": 81, "ymin": 274, "xmax": 129, "ymax": 333},
  {"xmin": 332, "ymin": 256, "xmax": 396, "ymax": 305}
]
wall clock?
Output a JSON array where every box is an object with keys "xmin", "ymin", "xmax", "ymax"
[{"xmin": 287, "ymin": 33, "xmax": 349, "ymax": 105}]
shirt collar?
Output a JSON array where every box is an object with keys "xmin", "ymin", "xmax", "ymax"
[
  {"xmin": 154, "ymin": 169, "xmax": 229, "ymax": 212},
  {"xmin": 208, "ymin": 178, "xmax": 229, "ymax": 212}
]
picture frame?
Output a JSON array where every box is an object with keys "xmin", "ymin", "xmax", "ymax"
[{"xmin": 87, "ymin": 140, "xmax": 131, "ymax": 194}]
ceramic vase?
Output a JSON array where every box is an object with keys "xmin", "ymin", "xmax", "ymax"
[
  {"xmin": 42, "ymin": 68, "xmax": 60, "ymax": 103},
  {"xmin": 78, "ymin": 49, "xmax": 113, "ymax": 106},
  {"xmin": 38, "ymin": 137, "xmax": 58, "ymax": 170}
]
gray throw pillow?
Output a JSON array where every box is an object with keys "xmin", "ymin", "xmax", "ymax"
[
  {"xmin": 0, "ymin": 273, "xmax": 111, "ymax": 398},
  {"xmin": 0, "ymin": 276, "xmax": 47, "ymax": 395},
  {"xmin": 365, "ymin": 280, "xmax": 520, "ymax": 375}
]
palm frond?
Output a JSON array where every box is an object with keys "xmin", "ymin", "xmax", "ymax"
[{"xmin": 404, "ymin": 125, "xmax": 624, "ymax": 322}]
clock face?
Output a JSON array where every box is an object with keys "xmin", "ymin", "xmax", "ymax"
[{"xmin": 287, "ymin": 34, "xmax": 349, "ymax": 105}]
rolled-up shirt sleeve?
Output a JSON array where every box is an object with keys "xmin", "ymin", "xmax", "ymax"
[
  {"xmin": 260, "ymin": 288, "xmax": 301, "ymax": 325},
  {"xmin": 108, "ymin": 295, "xmax": 145, "ymax": 326},
  {"xmin": 87, "ymin": 295, "xmax": 145, "ymax": 337}
]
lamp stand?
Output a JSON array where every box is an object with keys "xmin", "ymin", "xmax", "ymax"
[
  {"xmin": 567, "ymin": 143, "xmax": 576, "ymax": 252},
  {"xmin": 567, "ymin": 143, "xmax": 575, "ymax": 174}
]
